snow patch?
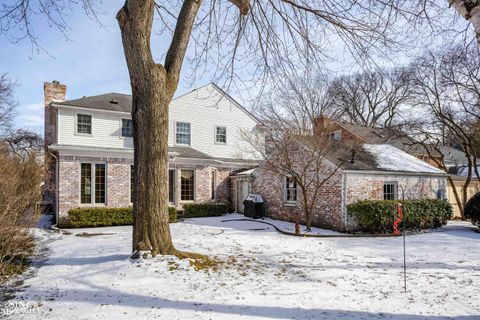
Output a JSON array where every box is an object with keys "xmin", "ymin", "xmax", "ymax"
[{"xmin": 363, "ymin": 144, "xmax": 445, "ymax": 174}]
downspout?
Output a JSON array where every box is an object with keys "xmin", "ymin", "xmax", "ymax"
[
  {"xmin": 47, "ymin": 149, "xmax": 60, "ymax": 229},
  {"xmin": 342, "ymin": 172, "xmax": 348, "ymax": 231}
]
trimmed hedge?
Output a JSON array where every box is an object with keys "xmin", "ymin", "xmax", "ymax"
[
  {"xmin": 465, "ymin": 192, "xmax": 480, "ymax": 226},
  {"xmin": 182, "ymin": 202, "xmax": 228, "ymax": 218},
  {"xmin": 66, "ymin": 207, "xmax": 177, "ymax": 228},
  {"xmin": 347, "ymin": 199, "xmax": 453, "ymax": 233}
]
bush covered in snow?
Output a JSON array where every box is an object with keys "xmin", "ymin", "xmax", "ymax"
[
  {"xmin": 464, "ymin": 192, "xmax": 480, "ymax": 227},
  {"xmin": 347, "ymin": 199, "xmax": 452, "ymax": 233},
  {"xmin": 66, "ymin": 207, "xmax": 177, "ymax": 228},
  {"xmin": 181, "ymin": 202, "xmax": 228, "ymax": 218}
]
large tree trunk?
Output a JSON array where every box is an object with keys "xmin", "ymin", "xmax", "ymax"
[
  {"xmin": 117, "ymin": 0, "xmax": 178, "ymax": 255},
  {"xmin": 449, "ymin": 0, "xmax": 480, "ymax": 46},
  {"xmin": 116, "ymin": 0, "xmax": 248, "ymax": 256}
]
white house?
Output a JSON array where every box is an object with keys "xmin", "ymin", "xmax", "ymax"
[{"xmin": 43, "ymin": 81, "xmax": 261, "ymax": 224}]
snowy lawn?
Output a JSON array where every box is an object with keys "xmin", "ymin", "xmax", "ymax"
[{"xmin": 2, "ymin": 213, "xmax": 480, "ymax": 319}]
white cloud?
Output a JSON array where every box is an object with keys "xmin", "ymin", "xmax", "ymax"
[{"xmin": 15, "ymin": 103, "xmax": 44, "ymax": 130}]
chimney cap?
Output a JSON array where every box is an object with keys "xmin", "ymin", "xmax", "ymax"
[{"xmin": 52, "ymin": 80, "xmax": 60, "ymax": 84}]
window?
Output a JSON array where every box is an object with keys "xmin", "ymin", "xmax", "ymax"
[
  {"xmin": 180, "ymin": 170, "xmax": 194, "ymax": 201},
  {"xmin": 330, "ymin": 130, "xmax": 341, "ymax": 141},
  {"xmin": 437, "ymin": 189, "xmax": 445, "ymax": 200},
  {"xmin": 95, "ymin": 164, "xmax": 106, "ymax": 203},
  {"xmin": 81, "ymin": 163, "xmax": 92, "ymax": 204},
  {"xmin": 383, "ymin": 182, "xmax": 398, "ymax": 200},
  {"xmin": 80, "ymin": 163, "xmax": 106, "ymax": 204},
  {"xmin": 211, "ymin": 169, "xmax": 217, "ymax": 200},
  {"xmin": 176, "ymin": 122, "xmax": 191, "ymax": 145},
  {"xmin": 285, "ymin": 177, "xmax": 298, "ymax": 203},
  {"xmin": 77, "ymin": 114, "xmax": 92, "ymax": 134},
  {"xmin": 130, "ymin": 165, "xmax": 134, "ymax": 203},
  {"xmin": 169, "ymin": 170, "xmax": 175, "ymax": 203},
  {"xmin": 215, "ymin": 126, "xmax": 227, "ymax": 144},
  {"xmin": 122, "ymin": 119, "xmax": 133, "ymax": 137}
]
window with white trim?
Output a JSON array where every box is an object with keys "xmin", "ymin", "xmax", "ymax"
[
  {"xmin": 176, "ymin": 122, "xmax": 191, "ymax": 145},
  {"xmin": 80, "ymin": 163, "xmax": 106, "ymax": 204},
  {"xmin": 180, "ymin": 169, "xmax": 194, "ymax": 201},
  {"xmin": 77, "ymin": 114, "xmax": 92, "ymax": 134},
  {"xmin": 122, "ymin": 119, "xmax": 133, "ymax": 137},
  {"xmin": 215, "ymin": 126, "xmax": 227, "ymax": 144},
  {"xmin": 383, "ymin": 182, "xmax": 398, "ymax": 200},
  {"xmin": 284, "ymin": 177, "xmax": 298, "ymax": 203}
]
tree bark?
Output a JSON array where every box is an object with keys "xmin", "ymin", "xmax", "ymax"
[{"xmin": 116, "ymin": 0, "xmax": 248, "ymax": 256}]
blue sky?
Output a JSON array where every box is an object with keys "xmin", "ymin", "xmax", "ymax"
[
  {"xmin": 0, "ymin": 0, "xmax": 213, "ymax": 135},
  {"xmin": 0, "ymin": 1, "xmax": 464, "ymax": 136}
]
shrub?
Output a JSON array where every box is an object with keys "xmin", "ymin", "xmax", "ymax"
[
  {"xmin": 465, "ymin": 192, "xmax": 480, "ymax": 226},
  {"xmin": 347, "ymin": 199, "xmax": 453, "ymax": 233},
  {"xmin": 182, "ymin": 202, "xmax": 228, "ymax": 218},
  {"xmin": 65, "ymin": 207, "xmax": 177, "ymax": 228},
  {"xmin": 0, "ymin": 150, "xmax": 43, "ymax": 283}
]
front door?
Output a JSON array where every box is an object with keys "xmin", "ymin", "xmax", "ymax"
[{"xmin": 237, "ymin": 180, "xmax": 249, "ymax": 213}]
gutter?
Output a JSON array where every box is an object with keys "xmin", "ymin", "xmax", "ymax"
[{"xmin": 343, "ymin": 169, "xmax": 447, "ymax": 177}]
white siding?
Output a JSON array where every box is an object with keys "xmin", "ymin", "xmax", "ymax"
[
  {"xmin": 57, "ymin": 108, "xmax": 134, "ymax": 149},
  {"xmin": 56, "ymin": 84, "xmax": 259, "ymax": 159},
  {"xmin": 168, "ymin": 84, "xmax": 258, "ymax": 159}
]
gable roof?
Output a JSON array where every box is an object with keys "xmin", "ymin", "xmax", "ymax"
[
  {"xmin": 54, "ymin": 83, "xmax": 260, "ymax": 123},
  {"xmin": 297, "ymin": 135, "xmax": 445, "ymax": 175},
  {"xmin": 332, "ymin": 121, "xmax": 467, "ymax": 166}
]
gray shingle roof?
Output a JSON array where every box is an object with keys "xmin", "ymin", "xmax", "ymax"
[{"xmin": 57, "ymin": 93, "xmax": 132, "ymax": 113}]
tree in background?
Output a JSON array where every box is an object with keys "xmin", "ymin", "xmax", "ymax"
[
  {"xmin": 0, "ymin": 74, "xmax": 43, "ymax": 283},
  {"xmin": 1, "ymin": 0, "xmax": 476, "ymax": 256},
  {"xmin": 405, "ymin": 44, "xmax": 480, "ymax": 216},
  {"xmin": 328, "ymin": 68, "xmax": 413, "ymax": 128}
]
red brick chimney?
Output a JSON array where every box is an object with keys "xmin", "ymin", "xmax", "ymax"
[
  {"xmin": 44, "ymin": 81, "xmax": 66, "ymax": 146},
  {"xmin": 313, "ymin": 115, "xmax": 330, "ymax": 136}
]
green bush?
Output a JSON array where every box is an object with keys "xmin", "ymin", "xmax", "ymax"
[
  {"xmin": 465, "ymin": 192, "xmax": 480, "ymax": 226},
  {"xmin": 347, "ymin": 199, "xmax": 453, "ymax": 233},
  {"xmin": 65, "ymin": 207, "xmax": 177, "ymax": 228},
  {"xmin": 182, "ymin": 202, "xmax": 228, "ymax": 218}
]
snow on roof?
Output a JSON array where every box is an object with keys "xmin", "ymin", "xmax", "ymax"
[
  {"xmin": 363, "ymin": 144, "xmax": 445, "ymax": 174},
  {"xmin": 234, "ymin": 168, "xmax": 256, "ymax": 176}
]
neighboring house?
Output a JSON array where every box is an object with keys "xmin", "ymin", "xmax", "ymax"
[
  {"xmin": 313, "ymin": 115, "xmax": 468, "ymax": 168},
  {"xmin": 43, "ymin": 81, "xmax": 260, "ymax": 224},
  {"xmin": 313, "ymin": 115, "xmax": 478, "ymax": 219},
  {"xmin": 231, "ymin": 119, "xmax": 447, "ymax": 231}
]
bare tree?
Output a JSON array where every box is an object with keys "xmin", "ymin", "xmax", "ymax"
[
  {"xmin": 407, "ymin": 44, "xmax": 480, "ymax": 215},
  {"xmin": 0, "ymin": 74, "xmax": 16, "ymax": 135},
  {"xmin": 243, "ymin": 75, "xmax": 357, "ymax": 231},
  {"xmin": 328, "ymin": 68, "xmax": 412, "ymax": 128},
  {"xmin": 1, "ymin": 0, "xmax": 456, "ymax": 257}
]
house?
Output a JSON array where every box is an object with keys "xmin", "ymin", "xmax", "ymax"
[
  {"xmin": 312, "ymin": 115, "xmax": 478, "ymax": 218},
  {"xmin": 231, "ymin": 118, "xmax": 448, "ymax": 231},
  {"xmin": 43, "ymin": 81, "xmax": 260, "ymax": 225}
]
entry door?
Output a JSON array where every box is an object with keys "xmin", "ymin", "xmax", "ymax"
[{"xmin": 237, "ymin": 180, "xmax": 249, "ymax": 213}]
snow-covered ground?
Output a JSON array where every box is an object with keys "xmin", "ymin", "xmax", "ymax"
[{"xmin": 2, "ymin": 213, "xmax": 480, "ymax": 319}]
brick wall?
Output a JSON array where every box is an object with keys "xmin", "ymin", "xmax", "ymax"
[
  {"xmin": 57, "ymin": 156, "xmax": 235, "ymax": 222},
  {"xmin": 344, "ymin": 172, "xmax": 447, "ymax": 230},
  {"xmin": 253, "ymin": 161, "xmax": 345, "ymax": 231}
]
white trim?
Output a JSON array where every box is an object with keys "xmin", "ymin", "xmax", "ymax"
[
  {"xmin": 174, "ymin": 121, "xmax": 192, "ymax": 146},
  {"xmin": 214, "ymin": 125, "xmax": 227, "ymax": 145},
  {"xmin": 283, "ymin": 176, "xmax": 298, "ymax": 205},
  {"xmin": 79, "ymin": 162, "xmax": 107, "ymax": 206},
  {"xmin": 119, "ymin": 118, "xmax": 133, "ymax": 139},
  {"xmin": 52, "ymin": 103, "xmax": 131, "ymax": 115},
  {"xmin": 179, "ymin": 168, "xmax": 195, "ymax": 202},
  {"xmin": 383, "ymin": 181, "xmax": 399, "ymax": 200},
  {"xmin": 74, "ymin": 112, "xmax": 93, "ymax": 136}
]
